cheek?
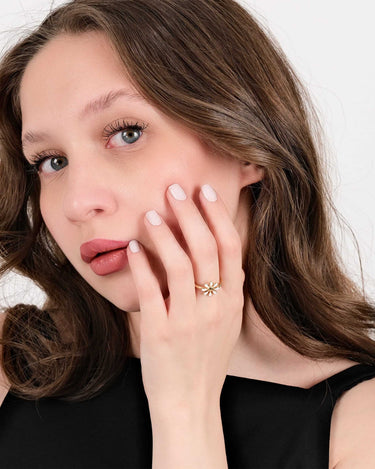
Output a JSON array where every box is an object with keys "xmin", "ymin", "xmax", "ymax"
[
  {"xmin": 39, "ymin": 193, "xmax": 68, "ymax": 248},
  {"xmin": 40, "ymin": 193, "xmax": 56, "ymax": 230}
]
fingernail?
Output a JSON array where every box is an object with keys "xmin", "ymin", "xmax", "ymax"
[
  {"xmin": 129, "ymin": 239, "xmax": 140, "ymax": 253},
  {"xmin": 168, "ymin": 183, "xmax": 187, "ymax": 200},
  {"xmin": 146, "ymin": 209, "xmax": 162, "ymax": 226},
  {"xmin": 202, "ymin": 184, "xmax": 217, "ymax": 202}
]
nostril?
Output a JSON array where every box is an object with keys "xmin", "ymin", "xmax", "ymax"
[{"xmin": 62, "ymin": 181, "xmax": 117, "ymax": 223}]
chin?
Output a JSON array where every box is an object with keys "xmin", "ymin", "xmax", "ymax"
[
  {"xmin": 104, "ymin": 293, "xmax": 141, "ymax": 313},
  {"xmin": 108, "ymin": 287, "xmax": 170, "ymax": 313}
]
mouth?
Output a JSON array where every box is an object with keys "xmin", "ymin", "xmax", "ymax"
[{"xmin": 80, "ymin": 239, "xmax": 130, "ymax": 264}]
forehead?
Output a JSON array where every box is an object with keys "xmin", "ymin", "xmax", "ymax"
[{"xmin": 20, "ymin": 31, "xmax": 135, "ymax": 123}]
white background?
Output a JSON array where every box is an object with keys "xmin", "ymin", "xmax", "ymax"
[{"xmin": 0, "ymin": 0, "xmax": 374, "ymax": 309}]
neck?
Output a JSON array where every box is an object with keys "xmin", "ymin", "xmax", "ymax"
[
  {"xmin": 226, "ymin": 296, "xmax": 311, "ymax": 377},
  {"xmin": 127, "ymin": 295, "xmax": 356, "ymax": 387}
]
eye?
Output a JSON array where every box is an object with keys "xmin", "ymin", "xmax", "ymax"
[
  {"xmin": 43, "ymin": 156, "xmax": 68, "ymax": 173},
  {"xmin": 109, "ymin": 128, "xmax": 141, "ymax": 147},
  {"xmin": 104, "ymin": 120, "xmax": 148, "ymax": 149},
  {"xmin": 30, "ymin": 154, "xmax": 68, "ymax": 174}
]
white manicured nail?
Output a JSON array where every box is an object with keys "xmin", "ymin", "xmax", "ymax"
[
  {"xmin": 129, "ymin": 240, "xmax": 140, "ymax": 253},
  {"xmin": 168, "ymin": 183, "xmax": 187, "ymax": 200},
  {"xmin": 202, "ymin": 184, "xmax": 217, "ymax": 202},
  {"xmin": 146, "ymin": 210, "xmax": 162, "ymax": 226}
]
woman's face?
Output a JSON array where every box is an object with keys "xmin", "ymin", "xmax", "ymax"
[{"xmin": 20, "ymin": 32, "xmax": 261, "ymax": 311}]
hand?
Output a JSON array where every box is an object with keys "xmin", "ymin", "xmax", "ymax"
[{"xmin": 126, "ymin": 183, "xmax": 245, "ymax": 411}]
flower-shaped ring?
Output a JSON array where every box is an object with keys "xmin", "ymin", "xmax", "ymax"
[{"xmin": 194, "ymin": 280, "xmax": 222, "ymax": 297}]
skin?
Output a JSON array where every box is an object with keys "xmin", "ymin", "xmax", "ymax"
[
  {"xmin": 17, "ymin": 30, "xmax": 374, "ymax": 468},
  {"xmin": 19, "ymin": 30, "xmax": 351, "ymax": 379},
  {"xmin": 20, "ymin": 32, "xmax": 260, "ymax": 467},
  {"xmin": 20, "ymin": 31, "xmax": 263, "ymax": 369}
]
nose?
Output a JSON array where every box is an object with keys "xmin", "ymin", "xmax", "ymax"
[{"xmin": 62, "ymin": 161, "xmax": 118, "ymax": 223}]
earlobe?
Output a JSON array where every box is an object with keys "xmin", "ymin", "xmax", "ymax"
[{"xmin": 240, "ymin": 161, "xmax": 264, "ymax": 187}]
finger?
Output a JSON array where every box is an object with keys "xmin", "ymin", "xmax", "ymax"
[
  {"xmin": 166, "ymin": 183, "xmax": 220, "ymax": 287},
  {"xmin": 144, "ymin": 209, "xmax": 196, "ymax": 317},
  {"xmin": 198, "ymin": 184, "xmax": 244, "ymax": 294},
  {"xmin": 126, "ymin": 239, "xmax": 168, "ymax": 330}
]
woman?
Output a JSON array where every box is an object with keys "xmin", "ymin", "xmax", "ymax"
[{"xmin": 1, "ymin": 0, "xmax": 375, "ymax": 467}]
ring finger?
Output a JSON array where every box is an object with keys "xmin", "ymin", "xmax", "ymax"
[{"xmin": 165, "ymin": 183, "xmax": 220, "ymax": 290}]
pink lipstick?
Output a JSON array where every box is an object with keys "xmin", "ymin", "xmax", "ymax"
[{"xmin": 80, "ymin": 239, "xmax": 130, "ymax": 276}]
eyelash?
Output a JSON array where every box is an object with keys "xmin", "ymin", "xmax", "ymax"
[
  {"xmin": 103, "ymin": 119, "xmax": 148, "ymax": 140},
  {"xmin": 27, "ymin": 120, "xmax": 148, "ymax": 173},
  {"xmin": 27, "ymin": 150, "xmax": 62, "ymax": 174}
]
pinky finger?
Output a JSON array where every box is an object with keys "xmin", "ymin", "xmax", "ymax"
[{"xmin": 127, "ymin": 240, "xmax": 168, "ymax": 329}]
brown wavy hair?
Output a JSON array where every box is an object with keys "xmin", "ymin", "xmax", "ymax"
[{"xmin": 1, "ymin": 0, "xmax": 375, "ymax": 401}]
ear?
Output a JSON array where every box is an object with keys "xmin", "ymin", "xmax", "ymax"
[{"xmin": 239, "ymin": 161, "xmax": 264, "ymax": 188}]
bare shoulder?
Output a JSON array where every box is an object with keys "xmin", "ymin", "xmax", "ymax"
[
  {"xmin": 0, "ymin": 313, "xmax": 10, "ymax": 407},
  {"xmin": 329, "ymin": 370, "xmax": 375, "ymax": 469}
]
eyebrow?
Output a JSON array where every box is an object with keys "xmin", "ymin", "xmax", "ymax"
[
  {"xmin": 79, "ymin": 88, "xmax": 145, "ymax": 119},
  {"xmin": 21, "ymin": 88, "xmax": 145, "ymax": 148}
]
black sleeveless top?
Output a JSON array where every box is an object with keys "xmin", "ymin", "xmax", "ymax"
[{"xmin": 1, "ymin": 358, "xmax": 375, "ymax": 469}]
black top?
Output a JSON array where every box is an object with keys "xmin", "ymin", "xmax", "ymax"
[{"xmin": 1, "ymin": 358, "xmax": 375, "ymax": 469}]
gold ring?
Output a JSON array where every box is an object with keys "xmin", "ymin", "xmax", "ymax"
[{"xmin": 194, "ymin": 280, "xmax": 222, "ymax": 296}]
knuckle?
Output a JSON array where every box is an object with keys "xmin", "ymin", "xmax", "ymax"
[
  {"xmin": 202, "ymin": 239, "xmax": 218, "ymax": 258},
  {"xmin": 138, "ymin": 286, "xmax": 158, "ymax": 303},
  {"xmin": 191, "ymin": 237, "xmax": 217, "ymax": 260},
  {"xmin": 175, "ymin": 258, "xmax": 192, "ymax": 277},
  {"xmin": 141, "ymin": 318, "xmax": 169, "ymax": 340},
  {"xmin": 155, "ymin": 326, "xmax": 171, "ymax": 344},
  {"xmin": 227, "ymin": 283, "xmax": 245, "ymax": 303},
  {"xmin": 233, "ymin": 292, "xmax": 245, "ymax": 310},
  {"xmin": 169, "ymin": 257, "xmax": 192, "ymax": 278},
  {"xmin": 176, "ymin": 320, "xmax": 196, "ymax": 337},
  {"xmin": 204, "ymin": 308, "xmax": 222, "ymax": 327},
  {"xmin": 222, "ymin": 233, "xmax": 242, "ymax": 256}
]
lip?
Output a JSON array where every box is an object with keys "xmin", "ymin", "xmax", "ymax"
[{"xmin": 80, "ymin": 239, "xmax": 130, "ymax": 263}]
